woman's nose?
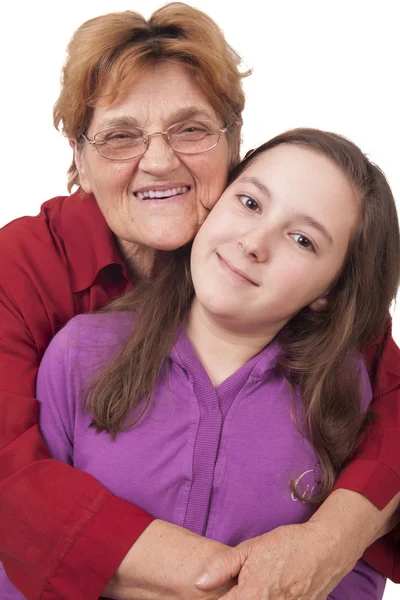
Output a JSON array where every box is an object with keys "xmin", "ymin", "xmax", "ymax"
[{"xmin": 138, "ymin": 133, "xmax": 181, "ymax": 176}]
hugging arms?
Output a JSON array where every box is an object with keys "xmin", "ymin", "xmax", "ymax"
[{"xmin": 0, "ymin": 4, "xmax": 399, "ymax": 599}]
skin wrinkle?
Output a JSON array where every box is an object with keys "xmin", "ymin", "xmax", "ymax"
[
  {"xmin": 96, "ymin": 107, "xmax": 218, "ymax": 132},
  {"xmin": 73, "ymin": 62, "xmax": 230, "ymax": 276}
]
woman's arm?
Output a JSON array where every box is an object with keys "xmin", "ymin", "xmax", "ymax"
[
  {"xmin": 0, "ymin": 234, "xmax": 154, "ymax": 599},
  {"xmin": 35, "ymin": 314, "xmax": 234, "ymax": 600},
  {"xmin": 104, "ymin": 520, "xmax": 234, "ymax": 600},
  {"xmin": 194, "ymin": 490, "xmax": 399, "ymax": 600},
  {"xmin": 334, "ymin": 324, "xmax": 400, "ymax": 579}
]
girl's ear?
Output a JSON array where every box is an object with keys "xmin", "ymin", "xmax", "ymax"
[{"xmin": 308, "ymin": 296, "xmax": 329, "ymax": 313}]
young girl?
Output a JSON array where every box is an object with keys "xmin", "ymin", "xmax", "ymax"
[{"xmin": 3, "ymin": 128, "xmax": 398, "ymax": 599}]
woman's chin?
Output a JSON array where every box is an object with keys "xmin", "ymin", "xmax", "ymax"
[{"xmin": 144, "ymin": 227, "xmax": 198, "ymax": 251}]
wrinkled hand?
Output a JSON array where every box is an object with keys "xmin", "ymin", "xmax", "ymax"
[
  {"xmin": 195, "ymin": 521, "xmax": 357, "ymax": 600},
  {"xmin": 103, "ymin": 519, "xmax": 234, "ymax": 600},
  {"xmin": 196, "ymin": 488, "xmax": 399, "ymax": 600}
]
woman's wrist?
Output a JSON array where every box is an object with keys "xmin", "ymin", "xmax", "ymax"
[{"xmin": 309, "ymin": 488, "xmax": 400, "ymax": 556}]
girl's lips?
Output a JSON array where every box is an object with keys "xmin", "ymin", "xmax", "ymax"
[{"xmin": 217, "ymin": 253, "xmax": 259, "ymax": 286}]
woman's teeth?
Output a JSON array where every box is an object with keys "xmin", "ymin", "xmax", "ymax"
[{"xmin": 135, "ymin": 186, "xmax": 190, "ymax": 200}]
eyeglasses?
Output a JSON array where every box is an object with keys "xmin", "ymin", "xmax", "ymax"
[{"xmin": 81, "ymin": 120, "xmax": 228, "ymax": 161}]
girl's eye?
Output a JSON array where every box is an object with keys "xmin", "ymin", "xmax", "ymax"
[
  {"xmin": 238, "ymin": 195, "xmax": 260, "ymax": 212},
  {"xmin": 291, "ymin": 233, "xmax": 315, "ymax": 252}
]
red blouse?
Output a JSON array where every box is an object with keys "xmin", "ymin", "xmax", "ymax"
[{"xmin": 0, "ymin": 190, "xmax": 398, "ymax": 599}]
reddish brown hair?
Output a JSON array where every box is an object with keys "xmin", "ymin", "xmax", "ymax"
[
  {"xmin": 88, "ymin": 128, "xmax": 400, "ymax": 501},
  {"xmin": 53, "ymin": 2, "xmax": 248, "ymax": 190}
]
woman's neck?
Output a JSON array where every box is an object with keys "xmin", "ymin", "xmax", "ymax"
[
  {"xmin": 116, "ymin": 237, "xmax": 156, "ymax": 279},
  {"xmin": 185, "ymin": 298, "xmax": 276, "ymax": 387}
]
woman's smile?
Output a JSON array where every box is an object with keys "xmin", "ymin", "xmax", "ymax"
[{"xmin": 134, "ymin": 185, "xmax": 191, "ymax": 201}]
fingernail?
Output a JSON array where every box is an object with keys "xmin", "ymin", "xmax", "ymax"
[{"xmin": 196, "ymin": 573, "xmax": 209, "ymax": 585}]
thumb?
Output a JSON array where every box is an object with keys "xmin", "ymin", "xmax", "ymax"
[{"xmin": 195, "ymin": 546, "xmax": 245, "ymax": 590}]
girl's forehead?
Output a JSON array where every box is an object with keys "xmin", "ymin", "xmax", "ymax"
[{"xmin": 235, "ymin": 144, "xmax": 345, "ymax": 187}]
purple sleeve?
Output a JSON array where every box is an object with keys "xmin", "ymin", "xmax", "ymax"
[{"xmin": 36, "ymin": 321, "xmax": 76, "ymax": 464}]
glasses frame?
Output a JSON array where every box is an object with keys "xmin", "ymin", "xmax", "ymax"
[{"xmin": 81, "ymin": 120, "xmax": 228, "ymax": 161}]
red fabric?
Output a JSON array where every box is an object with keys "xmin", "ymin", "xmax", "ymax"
[
  {"xmin": 334, "ymin": 324, "xmax": 400, "ymax": 581},
  {"xmin": 0, "ymin": 191, "xmax": 153, "ymax": 600},
  {"xmin": 0, "ymin": 191, "xmax": 399, "ymax": 597}
]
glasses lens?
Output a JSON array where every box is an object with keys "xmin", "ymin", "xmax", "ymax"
[
  {"xmin": 94, "ymin": 127, "xmax": 146, "ymax": 160},
  {"xmin": 169, "ymin": 121, "xmax": 220, "ymax": 154}
]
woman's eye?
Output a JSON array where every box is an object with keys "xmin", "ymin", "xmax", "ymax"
[
  {"xmin": 101, "ymin": 130, "xmax": 143, "ymax": 144},
  {"xmin": 238, "ymin": 195, "xmax": 260, "ymax": 212},
  {"xmin": 108, "ymin": 132, "xmax": 137, "ymax": 141},
  {"xmin": 183, "ymin": 125, "xmax": 206, "ymax": 133},
  {"xmin": 291, "ymin": 233, "xmax": 315, "ymax": 251}
]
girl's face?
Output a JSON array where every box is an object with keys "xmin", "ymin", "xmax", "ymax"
[{"xmin": 190, "ymin": 143, "xmax": 359, "ymax": 337}]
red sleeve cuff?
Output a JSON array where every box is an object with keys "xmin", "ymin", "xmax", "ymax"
[
  {"xmin": 363, "ymin": 528, "xmax": 400, "ymax": 583},
  {"xmin": 333, "ymin": 459, "xmax": 400, "ymax": 510},
  {"xmin": 41, "ymin": 496, "xmax": 154, "ymax": 600}
]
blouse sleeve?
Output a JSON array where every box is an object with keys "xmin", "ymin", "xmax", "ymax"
[{"xmin": 334, "ymin": 325, "xmax": 400, "ymax": 582}]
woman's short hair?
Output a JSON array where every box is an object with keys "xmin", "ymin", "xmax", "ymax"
[{"xmin": 53, "ymin": 2, "xmax": 249, "ymax": 190}]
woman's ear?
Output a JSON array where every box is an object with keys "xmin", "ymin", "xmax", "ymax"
[
  {"xmin": 70, "ymin": 138, "xmax": 92, "ymax": 193},
  {"xmin": 308, "ymin": 296, "xmax": 329, "ymax": 313}
]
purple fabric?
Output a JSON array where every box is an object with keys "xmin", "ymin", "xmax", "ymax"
[{"xmin": 0, "ymin": 312, "xmax": 386, "ymax": 598}]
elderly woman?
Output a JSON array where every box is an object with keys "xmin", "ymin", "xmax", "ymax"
[{"xmin": 0, "ymin": 4, "xmax": 398, "ymax": 600}]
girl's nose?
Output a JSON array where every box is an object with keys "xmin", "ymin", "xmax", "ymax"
[{"xmin": 238, "ymin": 228, "xmax": 269, "ymax": 262}]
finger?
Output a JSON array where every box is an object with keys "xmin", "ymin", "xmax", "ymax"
[{"xmin": 195, "ymin": 548, "xmax": 245, "ymax": 590}]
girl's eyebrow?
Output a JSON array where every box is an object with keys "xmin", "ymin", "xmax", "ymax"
[
  {"xmin": 240, "ymin": 176, "xmax": 272, "ymax": 200},
  {"xmin": 293, "ymin": 213, "xmax": 334, "ymax": 246}
]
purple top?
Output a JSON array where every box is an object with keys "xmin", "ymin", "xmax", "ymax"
[{"xmin": 0, "ymin": 313, "xmax": 386, "ymax": 598}]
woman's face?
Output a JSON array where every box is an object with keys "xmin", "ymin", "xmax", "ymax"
[
  {"xmin": 190, "ymin": 143, "xmax": 359, "ymax": 338},
  {"xmin": 74, "ymin": 62, "xmax": 230, "ymax": 255}
]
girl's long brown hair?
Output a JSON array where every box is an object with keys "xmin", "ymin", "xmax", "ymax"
[{"xmin": 88, "ymin": 128, "xmax": 400, "ymax": 501}]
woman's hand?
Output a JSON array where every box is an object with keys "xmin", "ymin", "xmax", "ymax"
[
  {"xmin": 195, "ymin": 520, "xmax": 350, "ymax": 600},
  {"xmin": 195, "ymin": 489, "xmax": 400, "ymax": 599},
  {"xmin": 103, "ymin": 519, "xmax": 234, "ymax": 600}
]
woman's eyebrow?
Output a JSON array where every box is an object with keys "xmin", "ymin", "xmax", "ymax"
[
  {"xmin": 97, "ymin": 116, "xmax": 140, "ymax": 129},
  {"xmin": 98, "ymin": 107, "xmax": 216, "ymax": 131},
  {"xmin": 168, "ymin": 106, "xmax": 217, "ymax": 122}
]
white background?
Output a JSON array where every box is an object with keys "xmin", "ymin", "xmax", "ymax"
[{"xmin": 0, "ymin": 1, "xmax": 398, "ymax": 597}]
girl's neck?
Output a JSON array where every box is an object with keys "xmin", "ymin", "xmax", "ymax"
[{"xmin": 185, "ymin": 298, "xmax": 276, "ymax": 387}]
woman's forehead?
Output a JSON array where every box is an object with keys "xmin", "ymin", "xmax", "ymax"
[{"xmin": 92, "ymin": 61, "xmax": 220, "ymax": 128}]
